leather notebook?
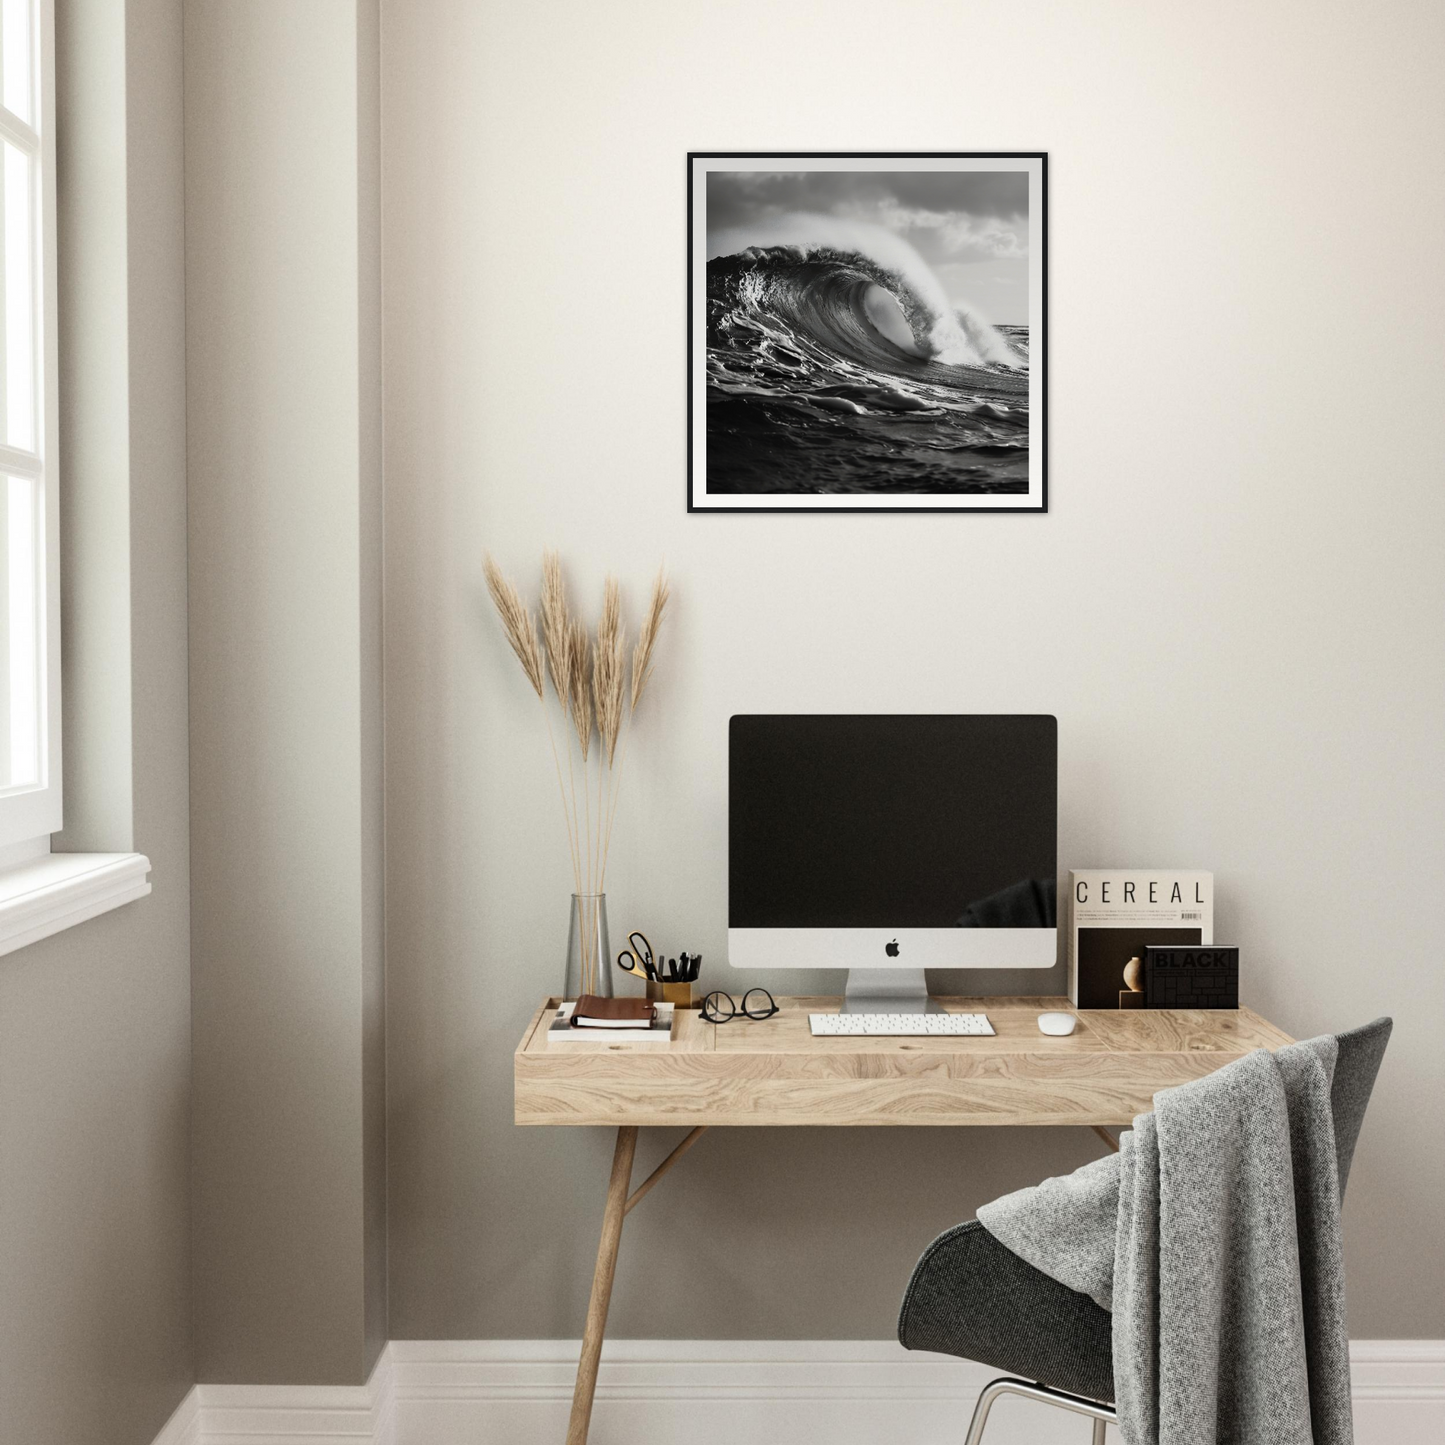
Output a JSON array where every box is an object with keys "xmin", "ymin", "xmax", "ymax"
[{"xmin": 571, "ymin": 995, "xmax": 657, "ymax": 1029}]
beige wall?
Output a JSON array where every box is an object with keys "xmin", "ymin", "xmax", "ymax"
[
  {"xmin": 382, "ymin": 0, "xmax": 1445, "ymax": 1343},
  {"xmin": 186, "ymin": 0, "xmax": 385, "ymax": 1386},
  {"xmin": 0, "ymin": 2, "xmax": 193, "ymax": 1443}
]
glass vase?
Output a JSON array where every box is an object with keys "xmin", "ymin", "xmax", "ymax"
[{"xmin": 564, "ymin": 893, "xmax": 612, "ymax": 1001}]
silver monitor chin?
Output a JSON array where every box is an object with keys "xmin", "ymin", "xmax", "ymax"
[{"xmin": 726, "ymin": 927, "xmax": 1058, "ymax": 1012}]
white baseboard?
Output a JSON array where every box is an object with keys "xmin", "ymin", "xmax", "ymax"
[
  {"xmin": 150, "ymin": 1339, "xmax": 1445, "ymax": 1445},
  {"xmin": 151, "ymin": 1386, "xmax": 200, "ymax": 1445},
  {"xmin": 149, "ymin": 1353, "xmax": 394, "ymax": 1445}
]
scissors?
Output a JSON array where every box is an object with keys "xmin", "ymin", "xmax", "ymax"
[{"xmin": 616, "ymin": 931, "xmax": 657, "ymax": 982}]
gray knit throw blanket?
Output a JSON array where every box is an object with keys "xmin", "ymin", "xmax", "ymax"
[{"xmin": 977, "ymin": 1038, "xmax": 1353, "ymax": 1445}]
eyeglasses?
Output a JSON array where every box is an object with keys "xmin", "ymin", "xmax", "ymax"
[{"xmin": 700, "ymin": 988, "xmax": 779, "ymax": 1023}]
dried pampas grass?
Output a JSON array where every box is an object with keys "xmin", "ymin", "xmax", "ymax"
[
  {"xmin": 567, "ymin": 618, "xmax": 593, "ymax": 761},
  {"xmin": 540, "ymin": 550, "xmax": 572, "ymax": 707},
  {"xmin": 593, "ymin": 578, "xmax": 625, "ymax": 766},
  {"xmin": 483, "ymin": 555, "xmax": 544, "ymax": 700},
  {"xmin": 483, "ymin": 551, "xmax": 670, "ymax": 922},
  {"xmin": 631, "ymin": 568, "xmax": 670, "ymax": 711}
]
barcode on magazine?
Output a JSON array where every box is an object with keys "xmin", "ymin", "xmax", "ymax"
[{"xmin": 1181, "ymin": 911, "xmax": 1203, "ymax": 920}]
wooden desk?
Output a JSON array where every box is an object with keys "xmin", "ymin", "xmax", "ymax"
[{"xmin": 514, "ymin": 995, "xmax": 1293, "ymax": 1444}]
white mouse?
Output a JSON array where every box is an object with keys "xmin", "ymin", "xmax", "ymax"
[{"xmin": 1037, "ymin": 1011, "xmax": 1078, "ymax": 1036}]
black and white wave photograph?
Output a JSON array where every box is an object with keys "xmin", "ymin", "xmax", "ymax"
[{"xmin": 688, "ymin": 154, "xmax": 1046, "ymax": 513}]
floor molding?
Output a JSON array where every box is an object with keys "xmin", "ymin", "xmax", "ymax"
[
  {"xmin": 150, "ymin": 1387, "xmax": 200, "ymax": 1445},
  {"xmin": 150, "ymin": 1338, "xmax": 1445, "ymax": 1445}
]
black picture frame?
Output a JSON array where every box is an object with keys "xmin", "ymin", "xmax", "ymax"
[{"xmin": 687, "ymin": 152, "xmax": 1048, "ymax": 515}]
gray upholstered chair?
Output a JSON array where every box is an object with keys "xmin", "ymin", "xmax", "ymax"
[{"xmin": 898, "ymin": 1018, "xmax": 1392, "ymax": 1444}]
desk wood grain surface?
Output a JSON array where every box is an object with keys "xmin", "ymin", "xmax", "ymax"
[{"xmin": 514, "ymin": 997, "xmax": 1294, "ymax": 1128}]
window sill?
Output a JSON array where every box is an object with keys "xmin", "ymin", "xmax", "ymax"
[{"xmin": 0, "ymin": 852, "xmax": 152, "ymax": 958}]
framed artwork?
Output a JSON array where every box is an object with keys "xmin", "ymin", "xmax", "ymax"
[{"xmin": 688, "ymin": 153, "xmax": 1047, "ymax": 514}]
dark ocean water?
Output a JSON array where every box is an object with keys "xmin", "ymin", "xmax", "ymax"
[{"xmin": 704, "ymin": 247, "xmax": 1030, "ymax": 495}]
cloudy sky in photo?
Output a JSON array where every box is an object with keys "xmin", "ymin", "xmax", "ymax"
[{"xmin": 706, "ymin": 170, "xmax": 1031, "ymax": 324}]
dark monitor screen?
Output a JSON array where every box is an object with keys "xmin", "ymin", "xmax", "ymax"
[{"xmin": 729, "ymin": 715, "xmax": 1057, "ymax": 929}]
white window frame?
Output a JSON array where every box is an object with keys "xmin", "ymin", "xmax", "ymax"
[
  {"xmin": 0, "ymin": 0, "xmax": 149, "ymax": 955},
  {"xmin": 0, "ymin": 0, "xmax": 59, "ymax": 853}
]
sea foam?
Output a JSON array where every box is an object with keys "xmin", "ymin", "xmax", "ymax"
[{"xmin": 709, "ymin": 213, "xmax": 1021, "ymax": 369}]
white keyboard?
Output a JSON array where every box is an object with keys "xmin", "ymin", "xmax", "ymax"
[{"xmin": 808, "ymin": 1012, "xmax": 995, "ymax": 1037}]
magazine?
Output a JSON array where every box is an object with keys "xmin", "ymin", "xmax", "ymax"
[{"xmin": 1068, "ymin": 870, "xmax": 1213, "ymax": 1009}]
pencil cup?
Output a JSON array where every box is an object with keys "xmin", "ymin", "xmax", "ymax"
[{"xmin": 647, "ymin": 980, "xmax": 693, "ymax": 1008}]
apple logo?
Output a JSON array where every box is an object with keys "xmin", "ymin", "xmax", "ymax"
[{"xmin": 885, "ymin": 939, "xmax": 900, "ymax": 957}]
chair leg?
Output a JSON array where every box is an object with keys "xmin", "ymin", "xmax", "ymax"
[
  {"xmin": 962, "ymin": 1377, "xmax": 1117, "ymax": 1445},
  {"xmin": 962, "ymin": 1379, "xmax": 1010, "ymax": 1445}
]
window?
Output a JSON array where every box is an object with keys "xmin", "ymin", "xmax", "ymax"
[
  {"xmin": 0, "ymin": 0, "xmax": 149, "ymax": 950},
  {"xmin": 0, "ymin": 0, "xmax": 57, "ymax": 855}
]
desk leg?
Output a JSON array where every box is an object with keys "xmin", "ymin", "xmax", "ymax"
[{"xmin": 566, "ymin": 1125, "xmax": 638, "ymax": 1445}]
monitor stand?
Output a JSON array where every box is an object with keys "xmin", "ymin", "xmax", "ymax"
[{"xmin": 841, "ymin": 968, "xmax": 941, "ymax": 1015}]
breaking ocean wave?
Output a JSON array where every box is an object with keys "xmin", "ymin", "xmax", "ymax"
[{"xmin": 704, "ymin": 242, "xmax": 1030, "ymax": 494}]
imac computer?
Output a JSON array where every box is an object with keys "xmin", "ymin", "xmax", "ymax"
[{"xmin": 728, "ymin": 714, "xmax": 1058, "ymax": 1013}]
